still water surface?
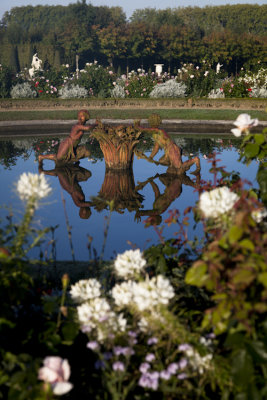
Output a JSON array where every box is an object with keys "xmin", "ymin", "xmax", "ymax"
[{"xmin": 0, "ymin": 134, "xmax": 258, "ymax": 261}]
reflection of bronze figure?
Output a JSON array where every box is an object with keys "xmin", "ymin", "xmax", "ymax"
[
  {"xmin": 135, "ymin": 127, "xmax": 200, "ymax": 174},
  {"xmin": 39, "ymin": 164, "xmax": 92, "ymax": 219},
  {"xmin": 38, "ymin": 110, "xmax": 95, "ymax": 165},
  {"xmin": 91, "ymin": 168, "xmax": 144, "ymax": 213},
  {"xmin": 135, "ymin": 171, "xmax": 200, "ymax": 225}
]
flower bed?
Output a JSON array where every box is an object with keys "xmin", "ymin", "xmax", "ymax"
[{"xmin": 0, "ymin": 62, "xmax": 266, "ymax": 103}]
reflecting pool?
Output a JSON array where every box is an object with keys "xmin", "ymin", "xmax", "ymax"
[{"xmin": 0, "ymin": 133, "xmax": 259, "ymax": 261}]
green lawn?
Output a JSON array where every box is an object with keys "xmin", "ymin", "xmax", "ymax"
[{"xmin": 0, "ymin": 108, "xmax": 266, "ymax": 121}]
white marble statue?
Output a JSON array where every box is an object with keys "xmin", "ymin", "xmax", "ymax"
[
  {"xmin": 216, "ymin": 63, "xmax": 223, "ymax": 74},
  {"xmin": 29, "ymin": 53, "xmax": 42, "ymax": 78}
]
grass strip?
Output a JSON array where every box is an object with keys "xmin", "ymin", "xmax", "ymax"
[{"xmin": 0, "ymin": 109, "xmax": 266, "ymax": 121}]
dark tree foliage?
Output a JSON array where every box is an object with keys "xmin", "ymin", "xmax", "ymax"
[{"xmin": 0, "ymin": 2, "xmax": 266, "ymax": 74}]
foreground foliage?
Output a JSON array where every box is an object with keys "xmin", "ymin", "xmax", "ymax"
[{"xmin": 0, "ymin": 115, "xmax": 267, "ymax": 399}]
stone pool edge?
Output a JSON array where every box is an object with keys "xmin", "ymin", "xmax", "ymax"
[{"xmin": 0, "ymin": 118, "xmax": 266, "ymax": 137}]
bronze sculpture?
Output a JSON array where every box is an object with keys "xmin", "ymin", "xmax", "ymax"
[
  {"xmin": 38, "ymin": 110, "xmax": 95, "ymax": 166},
  {"xmin": 37, "ymin": 111, "xmax": 202, "ymax": 225}
]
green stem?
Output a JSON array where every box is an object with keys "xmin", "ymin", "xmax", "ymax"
[{"xmin": 14, "ymin": 197, "xmax": 36, "ymax": 256}]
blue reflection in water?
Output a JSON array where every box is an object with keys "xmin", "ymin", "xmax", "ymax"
[{"xmin": 0, "ymin": 135, "xmax": 259, "ymax": 261}]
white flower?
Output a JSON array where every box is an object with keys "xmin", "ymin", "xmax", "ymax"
[
  {"xmin": 231, "ymin": 113, "xmax": 258, "ymax": 137},
  {"xmin": 182, "ymin": 345, "xmax": 213, "ymax": 374},
  {"xmin": 138, "ymin": 310, "xmax": 166, "ymax": 331},
  {"xmin": 77, "ymin": 298, "xmax": 126, "ymax": 341},
  {"xmin": 112, "ymin": 274, "xmax": 174, "ymax": 313},
  {"xmin": 114, "ymin": 249, "xmax": 146, "ymax": 278},
  {"xmin": 251, "ymin": 208, "xmax": 267, "ymax": 223},
  {"xmin": 70, "ymin": 279, "xmax": 101, "ymax": 303},
  {"xmin": 199, "ymin": 187, "xmax": 239, "ymax": 219},
  {"xmin": 111, "ymin": 281, "xmax": 135, "ymax": 307},
  {"xmin": 231, "ymin": 128, "xmax": 242, "ymax": 137},
  {"xmin": 17, "ymin": 172, "xmax": 51, "ymax": 202},
  {"xmin": 38, "ymin": 356, "xmax": 73, "ymax": 396},
  {"xmin": 132, "ymin": 275, "xmax": 175, "ymax": 312},
  {"xmin": 77, "ymin": 298, "xmax": 111, "ymax": 327},
  {"xmin": 117, "ymin": 312, "xmax": 127, "ymax": 332},
  {"xmin": 154, "ymin": 275, "xmax": 175, "ymax": 304}
]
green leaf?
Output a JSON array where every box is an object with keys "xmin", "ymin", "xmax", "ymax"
[
  {"xmin": 224, "ymin": 332, "xmax": 245, "ymax": 348},
  {"xmin": 247, "ymin": 340, "xmax": 267, "ymax": 362},
  {"xmin": 232, "ymin": 349, "xmax": 254, "ymax": 387},
  {"xmin": 228, "ymin": 226, "xmax": 243, "ymax": 244},
  {"xmin": 244, "ymin": 143, "xmax": 260, "ymax": 158},
  {"xmin": 185, "ymin": 262, "xmax": 207, "ymax": 287},
  {"xmin": 0, "ymin": 317, "xmax": 15, "ymax": 328},
  {"xmin": 254, "ymin": 134, "xmax": 265, "ymax": 145},
  {"xmin": 258, "ymin": 272, "xmax": 267, "ymax": 288},
  {"xmin": 239, "ymin": 239, "xmax": 255, "ymax": 251},
  {"xmin": 232, "ymin": 268, "xmax": 255, "ymax": 285},
  {"xmin": 62, "ymin": 322, "xmax": 79, "ymax": 345}
]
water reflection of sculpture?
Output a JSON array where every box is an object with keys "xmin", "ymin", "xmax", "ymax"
[
  {"xmin": 89, "ymin": 122, "xmax": 144, "ymax": 212},
  {"xmin": 39, "ymin": 164, "xmax": 92, "ymax": 219},
  {"xmin": 135, "ymin": 172, "xmax": 200, "ymax": 226},
  {"xmin": 91, "ymin": 169, "xmax": 144, "ymax": 214},
  {"xmin": 37, "ymin": 111, "xmax": 201, "ymax": 224},
  {"xmin": 38, "ymin": 110, "xmax": 95, "ymax": 166},
  {"xmin": 133, "ymin": 116, "xmax": 201, "ymax": 225}
]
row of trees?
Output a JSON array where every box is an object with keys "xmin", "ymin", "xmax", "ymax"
[{"xmin": 0, "ymin": 2, "xmax": 266, "ymax": 74}]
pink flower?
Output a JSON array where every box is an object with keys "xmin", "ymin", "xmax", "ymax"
[
  {"xmin": 38, "ymin": 356, "xmax": 73, "ymax": 396},
  {"xmin": 112, "ymin": 361, "xmax": 125, "ymax": 371}
]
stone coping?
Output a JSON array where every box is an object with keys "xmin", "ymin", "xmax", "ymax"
[{"xmin": 0, "ymin": 119, "xmax": 266, "ymax": 137}]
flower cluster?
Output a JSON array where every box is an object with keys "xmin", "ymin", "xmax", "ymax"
[
  {"xmin": 112, "ymin": 275, "xmax": 174, "ymax": 312},
  {"xmin": 77, "ymin": 298, "xmax": 127, "ymax": 341},
  {"xmin": 199, "ymin": 186, "xmax": 239, "ymax": 219},
  {"xmin": 17, "ymin": 172, "xmax": 51, "ymax": 202},
  {"xmin": 137, "ymin": 339, "xmax": 213, "ymax": 391},
  {"xmin": 70, "ymin": 278, "xmax": 101, "ymax": 302},
  {"xmin": 124, "ymin": 73, "xmax": 156, "ymax": 98},
  {"xmin": 114, "ymin": 248, "xmax": 146, "ymax": 278},
  {"xmin": 70, "ymin": 278, "xmax": 127, "ymax": 342},
  {"xmin": 220, "ymin": 77, "xmax": 252, "ymax": 98},
  {"xmin": 239, "ymin": 67, "xmax": 267, "ymax": 97},
  {"xmin": 177, "ymin": 62, "xmax": 218, "ymax": 97}
]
